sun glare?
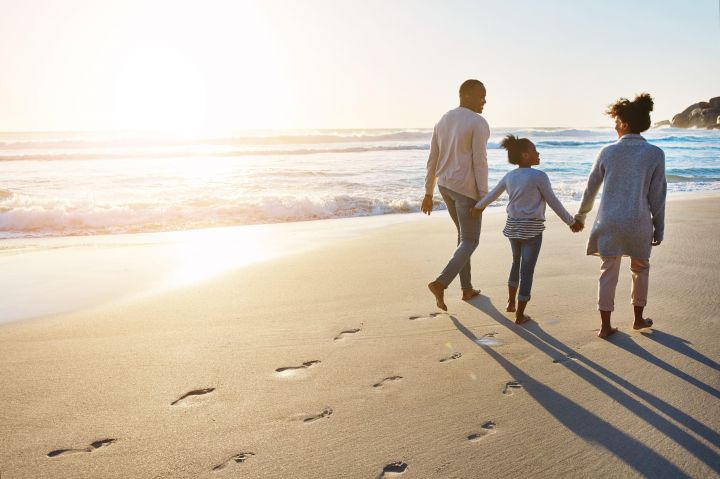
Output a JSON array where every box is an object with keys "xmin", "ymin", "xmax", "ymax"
[
  {"xmin": 113, "ymin": 44, "xmax": 207, "ymax": 131},
  {"xmin": 168, "ymin": 226, "xmax": 272, "ymax": 289}
]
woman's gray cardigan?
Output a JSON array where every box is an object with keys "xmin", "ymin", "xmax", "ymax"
[{"xmin": 575, "ymin": 134, "xmax": 667, "ymax": 259}]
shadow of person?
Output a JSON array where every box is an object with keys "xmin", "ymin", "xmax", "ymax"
[
  {"xmin": 640, "ymin": 329, "xmax": 720, "ymax": 372},
  {"xmin": 459, "ymin": 296, "xmax": 720, "ymax": 474},
  {"xmin": 606, "ymin": 332, "xmax": 720, "ymax": 399},
  {"xmin": 448, "ymin": 314, "xmax": 691, "ymax": 478}
]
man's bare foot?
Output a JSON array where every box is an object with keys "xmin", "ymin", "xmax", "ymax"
[
  {"xmin": 633, "ymin": 318, "xmax": 653, "ymax": 330},
  {"xmin": 462, "ymin": 288, "xmax": 481, "ymax": 301},
  {"xmin": 597, "ymin": 327, "xmax": 619, "ymax": 339},
  {"xmin": 428, "ymin": 281, "xmax": 447, "ymax": 311},
  {"xmin": 506, "ymin": 301, "xmax": 516, "ymax": 312},
  {"xmin": 515, "ymin": 314, "xmax": 531, "ymax": 325}
]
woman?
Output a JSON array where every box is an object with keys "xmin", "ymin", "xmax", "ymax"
[{"xmin": 575, "ymin": 93, "xmax": 667, "ymax": 338}]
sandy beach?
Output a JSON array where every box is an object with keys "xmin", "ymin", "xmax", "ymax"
[{"xmin": 1, "ymin": 194, "xmax": 719, "ymax": 478}]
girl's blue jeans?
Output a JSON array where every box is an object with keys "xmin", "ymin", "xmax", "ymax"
[{"xmin": 508, "ymin": 233, "xmax": 543, "ymax": 302}]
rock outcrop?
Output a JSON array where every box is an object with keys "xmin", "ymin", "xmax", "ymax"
[{"xmin": 670, "ymin": 97, "xmax": 720, "ymax": 129}]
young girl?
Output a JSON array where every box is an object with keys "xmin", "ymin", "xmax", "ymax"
[{"xmin": 472, "ymin": 135, "xmax": 581, "ymax": 324}]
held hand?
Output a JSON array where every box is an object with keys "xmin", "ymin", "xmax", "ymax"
[
  {"xmin": 652, "ymin": 240, "xmax": 662, "ymax": 246},
  {"xmin": 570, "ymin": 221, "xmax": 584, "ymax": 233},
  {"xmin": 421, "ymin": 195, "xmax": 434, "ymax": 215},
  {"xmin": 471, "ymin": 207, "xmax": 484, "ymax": 219}
]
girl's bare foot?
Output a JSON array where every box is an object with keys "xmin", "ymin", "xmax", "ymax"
[
  {"xmin": 633, "ymin": 317, "xmax": 653, "ymax": 330},
  {"xmin": 597, "ymin": 327, "xmax": 619, "ymax": 339},
  {"xmin": 514, "ymin": 299, "xmax": 530, "ymax": 323},
  {"xmin": 507, "ymin": 285, "xmax": 518, "ymax": 312},
  {"xmin": 428, "ymin": 281, "xmax": 447, "ymax": 311},
  {"xmin": 462, "ymin": 288, "xmax": 481, "ymax": 301}
]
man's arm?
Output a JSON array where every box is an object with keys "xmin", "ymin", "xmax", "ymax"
[
  {"xmin": 472, "ymin": 119, "xmax": 490, "ymax": 198},
  {"xmin": 422, "ymin": 126, "xmax": 440, "ymax": 215}
]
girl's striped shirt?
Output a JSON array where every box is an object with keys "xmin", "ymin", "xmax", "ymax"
[{"xmin": 503, "ymin": 218, "xmax": 545, "ymax": 239}]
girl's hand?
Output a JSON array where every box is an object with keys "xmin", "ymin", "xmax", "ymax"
[
  {"xmin": 570, "ymin": 221, "xmax": 584, "ymax": 232},
  {"xmin": 471, "ymin": 207, "xmax": 484, "ymax": 218}
]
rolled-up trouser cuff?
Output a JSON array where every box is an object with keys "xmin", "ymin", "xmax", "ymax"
[{"xmin": 518, "ymin": 294, "xmax": 531, "ymax": 302}]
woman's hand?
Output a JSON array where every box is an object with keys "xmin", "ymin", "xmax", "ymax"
[
  {"xmin": 570, "ymin": 220, "xmax": 584, "ymax": 232},
  {"xmin": 471, "ymin": 207, "xmax": 484, "ymax": 218}
]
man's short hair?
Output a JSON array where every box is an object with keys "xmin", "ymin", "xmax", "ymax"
[{"xmin": 459, "ymin": 79, "xmax": 485, "ymax": 96}]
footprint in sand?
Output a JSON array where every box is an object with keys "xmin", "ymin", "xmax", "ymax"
[
  {"xmin": 171, "ymin": 388, "xmax": 215, "ymax": 406},
  {"xmin": 379, "ymin": 462, "xmax": 408, "ymax": 478},
  {"xmin": 304, "ymin": 407, "xmax": 333, "ymax": 423},
  {"xmin": 373, "ymin": 376, "xmax": 403, "ymax": 389},
  {"xmin": 475, "ymin": 332, "xmax": 503, "ymax": 347},
  {"xmin": 212, "ymin": 452, "xmax": 255, "ymax": 471},
  {"xmin": 468, "ymin": 421, "xmax": 497, "ymax": 441},
  {"xmin": 408, "ymin": 312, "xmax": 447, "ymax": 320},
  {"xmin": 334, "ymin": 328, "xmax": 361, "ymax": 341},
  {"xmin": 440, "ymin": 352, "xmax": 462, "ymax": 363},
  {"xmin": 274, "ymin": 360, "xmax": 321, "ymax": 378},
  {"xmin": 552, "ymin": 353, "xmax": 578, "ymax": 364},
  {"xmin": 502, "ymin": 380, "xmax": 523, "ymax": 395},
  {"xmin": 47, "ymin": 439, "xmax": 116, "ymax": 458}
]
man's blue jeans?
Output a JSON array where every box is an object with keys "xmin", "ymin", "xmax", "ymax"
[
  {"xmin": 508, "ymin": 234, "xmax": 543, "ymax": 302},
  {"xmin": 437, "ymin": 186, "xmax": 482, "ymax": 290}
]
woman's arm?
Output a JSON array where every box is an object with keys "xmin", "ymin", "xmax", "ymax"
[
  {"xmin": 648, "ymin": 151, "xmax": 667, "ymax": 244},
  {"xmin": 575, "ymin": 151, "xmax": 605, "ymax": 224},
  {"xmin": 538, "ymin": 173, "xmax": 575, "ymax": 225}
]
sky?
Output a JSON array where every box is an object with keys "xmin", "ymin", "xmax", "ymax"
[{"xmin": 1, "ymin": 0, "xmax": 718, "ymax": 131}]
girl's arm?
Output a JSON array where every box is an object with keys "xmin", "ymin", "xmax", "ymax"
[
  {"xmin": 473, "ymin": 175, "xmax": 507, "ymax": 211},
  {"xmin": 538, "ymin": 173, "xmax": 574, "ymax": 225}
]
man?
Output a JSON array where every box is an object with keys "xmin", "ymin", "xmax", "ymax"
[{"xmin": 422, "ymin": 79, "xmax": 489, "ymax": 311}]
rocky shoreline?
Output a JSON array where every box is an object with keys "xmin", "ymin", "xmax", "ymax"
[{"xmin": 655, "ymin": 96, "xmax": 720, "ymax": 129}]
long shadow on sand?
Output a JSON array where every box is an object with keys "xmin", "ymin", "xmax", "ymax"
[
  {"xmin": 455, "ymin": 296, "xmax": 720, "ymax": 476},
  {"xmin": 640, "ymin": 329, "xmax": 720, "ymax": 372},
  {"xmin": 607, "ymin": 333, "xmax": 720, "ymax": 400}
]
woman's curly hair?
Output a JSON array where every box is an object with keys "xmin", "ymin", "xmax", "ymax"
[{"xmin": 606, "ymin": 93, "xmax": 654, "ymax": 133}]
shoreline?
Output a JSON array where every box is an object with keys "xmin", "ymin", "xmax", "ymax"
[{"xmin": 2, "ymin": 192, "xmax": 718, "ymax": 325}]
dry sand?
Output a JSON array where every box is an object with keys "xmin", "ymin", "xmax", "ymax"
[{"xmin": 0, "ymin": 195, "xmax": 718, "ymax": 478}]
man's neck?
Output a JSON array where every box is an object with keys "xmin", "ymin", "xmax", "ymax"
[{"xmin": 459, "ymin": 103, "xmax": 480, "ymax": 113}]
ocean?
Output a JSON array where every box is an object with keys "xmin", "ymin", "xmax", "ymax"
[{"xmin": 1, "ymin": 127, "xmax": 718, "ymax": 239}]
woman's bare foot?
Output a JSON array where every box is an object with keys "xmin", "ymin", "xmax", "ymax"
[
  {"xmin": 462, "ymin": 288, "xmax": 481, "ymax": 301},
  {"xmin": 633, "ymin": 317, "xmax": 653, "ymax": 330},
  {"xmin": 428, "ymin": 281, "xmax": 447, "ymax": 311},
  {"xmin": 506, "ymin": 300, "xmax": 516, "ymax": 312},
  {"xmin": 515, "ymin": 314, "xmax": 532, "ymax": 325},
  {"xmin": 598, "ymin": 310, "xmax": 616, "ymax": 339},
  {"xmin": 597, "ymin": 327, "xmax": 619, "ymax": 339}
]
